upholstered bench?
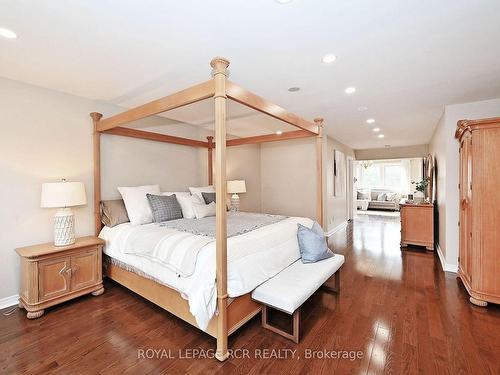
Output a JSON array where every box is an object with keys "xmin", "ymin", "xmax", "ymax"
[{"xmin": 251, "ymin": 254, "xmax": 345, "ymax": 343}]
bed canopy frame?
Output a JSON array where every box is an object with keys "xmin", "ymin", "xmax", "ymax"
[{"xmin": 90, "ymin": 57, "xmax": 325, "ymax": 361}]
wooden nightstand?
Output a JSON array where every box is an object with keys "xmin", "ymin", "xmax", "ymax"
[{"xmin": 15, "ymin": 236, "xmax": 104, "ymax": 319}]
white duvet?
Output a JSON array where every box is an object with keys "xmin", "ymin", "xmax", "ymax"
[{"xmin": 99, "ymin": 216, "xmax": 313, "ymax": 330}]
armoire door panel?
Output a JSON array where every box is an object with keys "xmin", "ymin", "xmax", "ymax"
[{"xmin": 472, "ymin": 128, "xmax": 500, "ymax": 296}]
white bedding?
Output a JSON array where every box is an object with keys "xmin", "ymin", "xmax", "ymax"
[
  {"xmin": 120, "ymin": 224, "xmax": 213, "ymax": 277},
  {"xmin": 99, "ymin": 216, "xmax": 313, "ymax": 330}
]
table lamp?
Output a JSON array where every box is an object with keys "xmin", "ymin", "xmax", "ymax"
[
  {"xmin": 41, "ymin": 179, "xmax": 87, "ymax": 246},
  {"xmin": 227, "ymin": 180, "xmax": 246, "ymax": 212}
]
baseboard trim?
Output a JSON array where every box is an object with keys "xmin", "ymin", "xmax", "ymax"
[
  {"xmin": 436, "ymin": 243, "xmax": 458, "ymax": 273},
  {"xmin": 325, "ymin": 221, "xmax": 348, "ymax": 237},
  {"xmin": 0, "ymin": 294, "xmax": 19, "ymax": 310}
]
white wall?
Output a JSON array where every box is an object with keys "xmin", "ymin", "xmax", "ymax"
[
  {"xmin": 429, "ymin": 98, "xmax": 500, "ymax": 269},
  {"xmin": 261, "ymin": 138, "xmax": 317, "ymax": 219},
  {"xmin": 0, "ymin": 77, "xmax": 203, "ymax": 301},
  {"xmin": 225, "ymin": 145, "xmax": 262, "ymax": 212},
  {"xmin": 355, "ymin": 144, "xmax": 428, "ymax": 160},
  {"xmin": 197, "ymin": 129, "xmax": 262, "ymax": 213},
  {"xmin": 409, "ymin": 158, "xmax": 423, "ymax": 192},
  {"xmin": 101, "ymin": 123, "xmax": 203, "ymax": 200},
  {"xmin": 260, "ymin": 136, "xmax": 355, "ymax": 234},
  {"xmin": 429, "ymin": 112, "xmax": 447, "ymax": 257},
  {"xmin": 326, "ymin": 137, "xmax": 355, "ymax": 231}
]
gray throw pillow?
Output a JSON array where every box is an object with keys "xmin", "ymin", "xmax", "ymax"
[
  {"xmin": 357, "ymin": 191, "xmax": 369, "ymax": 200},
  {"xmin": 377, "ymin": 193, "xmax": 387, "ymax": 201},
  {"xmin": 297, "ymin": 222, "xmax": 334, "ymax": 263},
  {"xmin": 100, "ymin": 199, "xmax": 130, "ymax": 227},
  {"xmin": 202, "ymin": 192, "xmax": 216, "ymax": 204},
  {"xmin": 146, "ymin": 194, "xmax": 183, "ymax": 223}
]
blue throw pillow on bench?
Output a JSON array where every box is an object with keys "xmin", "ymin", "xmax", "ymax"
[{"xmin": 297, "ymin": 222, "xmax": 334, "ymax": 263}]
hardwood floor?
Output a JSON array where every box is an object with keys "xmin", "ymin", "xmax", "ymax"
[{"xmin": 1, "ymin": 215, "xmax": 499, "ymax": 374}]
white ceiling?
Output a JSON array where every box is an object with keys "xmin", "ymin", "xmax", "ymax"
[
  {"xmin": 151, "ymin": 99, "xmax": 299, "ymax": 137},
  {"xmin": 2, "ymin": 0, "xmax": 500, "ymax": 149}
]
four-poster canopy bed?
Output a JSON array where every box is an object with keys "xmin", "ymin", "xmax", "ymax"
[{"xmin": 90, "ymin": 57, "xmax": 325, "ymax": 361}]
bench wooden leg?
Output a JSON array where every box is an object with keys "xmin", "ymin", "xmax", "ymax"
[
  {"xmin": 261, "ymin": 305, "xmax": 300, "ymax": 343},
  {"xmin": 292, "ymin": 308, "xmax": 300, "ymax": 343},
  {"xmin": 322, "ymin": 268, "xmax": 341, "ymax": 293}
]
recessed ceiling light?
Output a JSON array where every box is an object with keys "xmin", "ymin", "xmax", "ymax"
[
  {"xmin": 322, "ymin": 54, "xmax": 336, "ymax": 63},
  {"xmin": 275, "ymin": 0, "xmax": 292, "ymax": 3},
  {"xmin": 366, "ymin": 118, "xmax": 375, "ymax": 124},
  {"xmin": 345, "ymin": 87, "xmax": 356, "ymax": 94},
  {"xmin": 276, "ymin": 130, "xmax": 283, "ymax": 135},
  {"xmin": 288, "ymin": 87, "xmax": 300, "ymax": 92},
  {"xmin": 0, "ymin": 27, "xmax": 17, "ymax": 39},
  {"xmin": 358, "ymin": 106, "xmax": 368, "ymax": 112},
  {"xmin": 372, "ymin": 128, "xmax": 380, "ymax": 132},
  {"xmin": 378, "ymin": 134, "xmax": 385, "ymax": 138}
]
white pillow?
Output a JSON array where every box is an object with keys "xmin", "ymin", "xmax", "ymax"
[
  {"xmin": 193, "ymin": 202, "xmax": 216, "ymax": 219},
  {"xmin": 161, "ymin": 192, "xmax": 191, "ymax": 198},
  {"xmin": 386, "ymin": 192, "xmax": 397, "ymax": 201},
  {"xmin": 176, "ymin": 195, "xmax": 199, "ymax": 219},
  {"xmin": 161, "ymin": 192, "xmax": 196, "ymax": 218},
  {"xmin": 118, "ymin": 184, "xmax": 160, "ymax": 225},
  {"xmin": 189, "ymin": 185, "xmax": 215, "ymax": 203}
]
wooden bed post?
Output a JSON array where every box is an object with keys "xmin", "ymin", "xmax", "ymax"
[
  {"xmin": 314, "ymin": 118, "xmax": 324, "ymax": 228},
  {"xmin": 207, "ymin": 136, "xmax": 214, "ymax": 185},
  {"xmin": 90, "ymin": 112, "xmax": 103, "ymax": 236},
  {"xmin": 211, "ymin": 56, "xmax": 230, "ymax": 362}
]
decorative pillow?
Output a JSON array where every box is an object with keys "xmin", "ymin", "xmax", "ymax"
[
  {"xmin": 118, "ymin": 184, "xmax": 160, "ymax": 225},
  {"xmin": 175, "ymin": 194, "xmax": 199, "ymax": 219},
  {"xmin": 189, "ymin": 185, "xmax": 215, "ymax": 203},
  {"xmin": 297, "ymin": 222, "xmax": 333, "ymax": 264},
  {"xmin": 146, "ymin": 194, "xmax": 183, "ymax": 223},
  {"xmin": 386, "ymin": 192, "xmax": 397, "ymax": 202},
  {"xmin": 100, "ymin": 199, "xmax": 129, "ymax": 227},
  {"xmin": 357, "ymin": 191, "xmax": 369, "ymax": 200},
  {"xmin": 376, "ymin": 193, "xmax": 387, "ymax": 201},
  {"xmin": 192, "ymin": 201, "xmax": 216, "ymax": 219},
  {"xmin": 202, "ymin": 192, "xmax": 216, "ymax": 204}
]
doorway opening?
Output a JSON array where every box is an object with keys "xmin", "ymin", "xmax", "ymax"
[{"xmin": 354, "ymin": 158, "xmax": 424, "ymax": 218}]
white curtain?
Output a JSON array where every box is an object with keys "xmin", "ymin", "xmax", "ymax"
[{"xmin": 400, "ymin": 159, "xmax": 411, "ymax": 195}]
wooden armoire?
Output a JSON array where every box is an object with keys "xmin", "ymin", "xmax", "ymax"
[{"xmin": 455, "ymin": 117, "xmax": 500, "ymax": 306}]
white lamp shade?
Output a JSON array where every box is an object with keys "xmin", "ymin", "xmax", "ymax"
[
  {"xmin": 227, "ymin": 180, "xmax": 246, "ymax": 194},
  {"xmin": 41, "ymin": 181, "xmax": 87, "ymax": 208}
]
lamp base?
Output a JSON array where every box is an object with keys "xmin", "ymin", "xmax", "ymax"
[
  {"xmin": 54, "ymin": 208, "xmax": 75, "ymax": 247},
  {"xmin": 230, "ymin": 194, "xmax": 240, "ymax": 212}
]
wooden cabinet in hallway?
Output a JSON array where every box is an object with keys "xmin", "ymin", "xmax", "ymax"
[{"xmin": 400, "ymin": 203, "xmax": 434, "ymax": 250}]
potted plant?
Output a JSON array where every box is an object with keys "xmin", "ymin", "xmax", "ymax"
[{"xmin": 412, "ymin": 178, "xmax": 430, "ymax": 203}]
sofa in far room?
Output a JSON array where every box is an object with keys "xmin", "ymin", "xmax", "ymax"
[{"xmin": 357, "ymin": 189, "xmax": 401, "ymax": 211}]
